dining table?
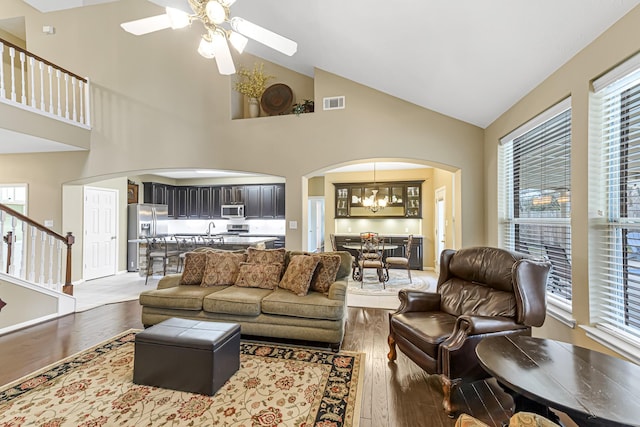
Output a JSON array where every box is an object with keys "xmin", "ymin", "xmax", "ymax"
[
  {"xmin": 341, "ymin": 243, "xmax": 399, "ymax": 282},
  {"xmin": 476, "ymin": 335, "xmax": 640, "ymax": 426}
]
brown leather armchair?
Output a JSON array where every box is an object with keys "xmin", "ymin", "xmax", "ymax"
[{"xmin": 387, "ymin": 247, "xmax": 551, "ymax": 416}]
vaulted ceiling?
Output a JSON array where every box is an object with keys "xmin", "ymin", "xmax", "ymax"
[{"xmin": 19, "ymin": 0, "xmax": 640, "ymax": 128}]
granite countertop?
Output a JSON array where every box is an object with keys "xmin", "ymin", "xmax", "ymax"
[
  {"xmin": 335, "ymin": 233, "xmax": 423, "ymax": 238},
  {"xmin": 128, "ymin": 235, "xmax": 277, "ymax": 244}
]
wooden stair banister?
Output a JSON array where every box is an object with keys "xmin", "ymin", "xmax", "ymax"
[{"xmin": 0, "ymin": 203, "xmax": 75, "ymax": 296}]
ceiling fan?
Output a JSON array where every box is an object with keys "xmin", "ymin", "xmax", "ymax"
[{"xmin": 120, "ymin": 0, "xmax": 297, "ymax": 75}]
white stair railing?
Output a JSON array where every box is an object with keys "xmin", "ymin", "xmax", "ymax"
[
  {"xmin": 0, "ymin": 204, "xmax": 75, "ymax": 295},
  {"xmin": 0, "ymin": 37, "xmax": 91, "ymax": 129}
]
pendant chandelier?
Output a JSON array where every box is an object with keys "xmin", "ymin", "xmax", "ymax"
[{"xmin": 362, "ymin": 163, "xmax": 388, "ymax": 213}]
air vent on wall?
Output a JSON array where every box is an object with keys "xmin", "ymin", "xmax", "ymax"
[{"xmin": 323, "ymin": 96, "xmax": 345, "ymax": 110}]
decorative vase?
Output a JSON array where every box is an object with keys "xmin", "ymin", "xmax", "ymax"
[{"xmin": 248, "ymin": 97, "xmax": 260, "ymax": 118}]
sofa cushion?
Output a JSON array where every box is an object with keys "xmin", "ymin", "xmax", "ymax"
[
  {"xmin": 179, "ymin": 252, "xmax": 207, "ymax": 285},
  {"xmin": 203, "ymin": 286, "xmax": 274, "ymax": 316},
  {"xmin": 262, "ymin": 288, "xmax": 345, "ymax": 320},
  {"xmin": 139, "ymin": 286, "xmax": 225, "ymax": 311},
  {"xmin": 235, "ymin": 262, "xmax": 281, "ymax": 290},
  {"xmin": 201, "ymin": 252, "xmax": 246, "ymax": 287},
  {"xmin": 278, "ymin": 255, "xmax": 319, "ymax": 296},
  {"xmin": 310, "ymin": 254, "xmax": 342, "ymax": 293}
]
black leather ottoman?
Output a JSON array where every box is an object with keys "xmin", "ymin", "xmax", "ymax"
[{"xmin": 133, "ymin": 318, "xmax": 241, "ymax": 395}]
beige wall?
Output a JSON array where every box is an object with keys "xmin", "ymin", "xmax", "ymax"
[
  {"xmin": 484, "ymin": 5, "xmax": 640, "ymax": 356},
  {"xmin": 0, "ymin": 0, "xmax": 484, "ymax": 283}
]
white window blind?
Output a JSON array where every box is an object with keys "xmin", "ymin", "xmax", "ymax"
[
  {"xmin": 499, "ymin": 98, "xmax": 572, "ymax": 302},
  {"xmin": 591, "ymin": 54, "xmax": 640, "ymax": 342}
]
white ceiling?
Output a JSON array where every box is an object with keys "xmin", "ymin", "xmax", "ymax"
[{"xmin": 229, "ymin": 0, "xmax": 640, "ymax": 128}]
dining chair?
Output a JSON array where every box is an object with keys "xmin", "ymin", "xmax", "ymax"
[
  {"xmin": 355, "ymin": 234, "xmax": 388, "ymax": 286},
  {"xmin": 174, "ymin": 235, "xmax": 197, "ymax": 273},
  {"xmin": 144, "ymin": 236, "xmax": 182, "ymax": 285},
  {"xmin": 329, "ymin": 233, "xmax": 337, "ymax": 251},
  {"xmin": 359, "ymin": 231, "xmax": 382, "ymax": 260},
  {"xmin": 385, "ymin": 234, "xmax": 413, "ymax": 283}
]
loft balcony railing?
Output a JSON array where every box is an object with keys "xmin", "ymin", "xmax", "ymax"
[
  {"xmin": 0, "ymin": 203, "xmax": 75, "ymax": 296},
  {"xmin": 0, "ymin": 37, "xmax": 91, "ymax": 129}
]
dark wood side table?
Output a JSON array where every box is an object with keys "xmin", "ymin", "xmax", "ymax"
[{"xmin": 476, "ymin": 335, "xmax": 640, "ymax": 427}]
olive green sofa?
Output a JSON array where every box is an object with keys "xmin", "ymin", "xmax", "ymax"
[{"xmin": 139, "ymin": 250, "xmax": 352, "ymax": 350}]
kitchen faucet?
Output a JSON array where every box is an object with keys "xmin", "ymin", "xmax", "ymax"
[{"xmin": 206, "ymin": 221, "xmax": 216, "ymax": 236}]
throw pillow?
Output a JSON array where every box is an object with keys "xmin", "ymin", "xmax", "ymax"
[
  {"xmin": 179, "ymin": 252, "xmax": 207, "ymax": 285},
  {"xmin": 279, "ymin": 255, "xmax": 320, "ymax": 296},
  {"xmin": 246, "ymin": 247, "xmax": 286, "ymax": 265},
  {"xmin": 235, "ymin": 262, "xmax": 281, "ymax": 290},
  {"xmin": 201, "ymin": 252, "xmax": 247, "ymax": 287},
  {"xmin": 309, "ymin": 253, "xmax": 342, "ymax": 293}
]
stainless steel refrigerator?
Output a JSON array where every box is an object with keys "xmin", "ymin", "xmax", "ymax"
[{"xmin": 127, "ymin": 204, "xmax": 169, "ymax": 271}]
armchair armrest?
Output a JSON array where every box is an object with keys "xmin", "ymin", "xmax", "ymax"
[
  {"xmin": 394, "ymin": 289, "xmax": 442, "ymax": 314},
  {"xmin": 454, "ymin": 315, "xmax": 525, "ymax": 335},
  {"xmin": 442, "ymin": 315, "xmax": 528, "ymax": 352}
]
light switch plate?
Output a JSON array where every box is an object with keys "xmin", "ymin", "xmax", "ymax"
[
  {"xmin": 44, "ymin": 220, "xmax": 53, "ymax": 227},
  {"xmin": 289, "ymin": 221, "xmax": 297, "ymax": 229}
]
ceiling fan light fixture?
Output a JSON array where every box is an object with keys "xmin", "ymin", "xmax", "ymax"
[
  {"xmin": 211, "ymin": 31, "xmax": 236, "ymax": 75},
  {"xmin": 197, "ymin": 35, "xmax": 216, "ymax": 59},
  {"xmin": 165, "ymin": 7, "xmax": 190, "ymax": 29},
  {"xmin": 230, "ymin": 17, "xmax": 297, "ymax": 56},
  {"xmin": 205, "ymin": 1, "xmax": 227, "ymax": 24},
  {"xmin": 228, "ymin": 30, "xmax": 248, "ymax": 53}
]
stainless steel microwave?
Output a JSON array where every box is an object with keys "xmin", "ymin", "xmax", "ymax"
[{"xmin": 221, "ymin": 204, "xmax": 245, "ymax": 218}]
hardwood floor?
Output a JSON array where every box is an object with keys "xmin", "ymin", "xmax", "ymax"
[{"xmin": 0, "ymin": 302, "xmax": 514, "ymax": 426}]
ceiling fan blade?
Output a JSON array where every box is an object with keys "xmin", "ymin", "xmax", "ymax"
[
  {"xmin": 121, "ymin": 14, "xmax": 171, "ymax": 35},
  {"xmin": 147, "ymin": 0, "xmax": 192, "ymax": 15},
  {"xmin": 230, "ymin": 17, "xmax": 297, "ymax": 56}
]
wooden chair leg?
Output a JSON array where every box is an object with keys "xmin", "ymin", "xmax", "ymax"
[
  {"xmin": 407, "ymin": 266, "xmax": 412, "ymax": 283},
  {"xmin": 387, "ymin": 334, "xmax": 397, "ymax": 361},
  {"xmin": 440, "ymin": 375, "xmax": 462, "ymax": 418},
  {"xmin": 145, "ymin": 256, "xmax": 152, "ymax": 286}
]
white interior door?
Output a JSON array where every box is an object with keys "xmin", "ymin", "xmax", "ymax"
[
  {"xmin": 83, "ymin": 187, "xmax": 118, "ymax": 280},
  {"xmin": 435, "ymin": 187, "xmax": 446, "ymax": 273},
  {"xmin": 308, "ymin": 197, "xmax": 325, "ymax": 252}
]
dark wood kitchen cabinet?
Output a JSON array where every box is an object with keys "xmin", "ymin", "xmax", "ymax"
[
  {"xmin": 245, "ymin": 184, "xmax": 285, "ymax": 219},
  {"xmin": 198, "ymin": 187, "xmax": 214, "ymax": 218},
  {"xmin": 143, "ymin": 182, "xmax": 168, "ymax": 205},
  {"xmin": 187, "ymin": 187, "xmax": 199, "ymax": 218},
  {"xmin": 222, "ymin": 186, "xmax": 245, "ymax": 205},
  {"xmin": 143, "ymin": 182, "xmax": 283, "ymax": 219},
  {"xmin": 175, "ymin": 187, "xmax": 188, "ymax": 218},
  {"xmin": 166, "ymin": 185, "xmax": 176, "ymax": 217},
  {"xmin": 275, "ymin": 184, "xmax": 285, "ymax": 218},
  {"xmin": 244, "ymin": 185, "xmax": 261, "ymax": 219}
]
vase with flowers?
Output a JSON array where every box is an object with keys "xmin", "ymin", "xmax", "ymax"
[{"xmin": 234, "ymin": 63, "xmax": 274, "ymax": 118}]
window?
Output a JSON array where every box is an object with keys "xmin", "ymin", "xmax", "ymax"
[
  {"xmin": 499, "ymin": 99, "xmax": 572, "ymax": 304},
  {"xmin": 591, "ymin": 53, "xmax": 640, "ymax": 345}
]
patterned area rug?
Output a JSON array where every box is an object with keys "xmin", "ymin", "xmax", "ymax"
[{"xmin": 0, "ymin": 330, "xmax": 364, "ymax": 426}]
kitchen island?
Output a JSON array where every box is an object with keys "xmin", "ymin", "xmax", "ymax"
[{"xmin": 134, "ymin": 234, "xmax": 278, "ymax": 275}]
